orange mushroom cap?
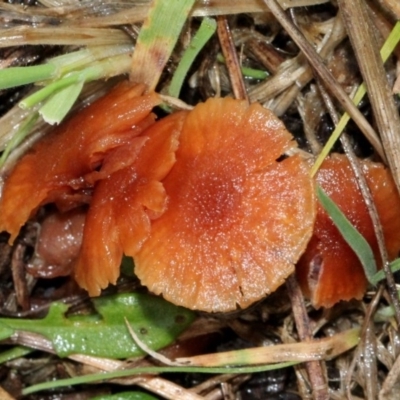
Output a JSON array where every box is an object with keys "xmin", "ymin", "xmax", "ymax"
[
  {"xmin": 0, "ymin": 82, "xmax": 160, "ymax": 242},
  {"xmin": 134, "ymin": 97, "xmax": 316, "ymax": 313},
  {"xmin": 296, "ymin": 154, "xmax": 400, "ymax": 308},
  {"xmin": 73, "ymin": 111, "xmax": 187, "ymax": 296}
]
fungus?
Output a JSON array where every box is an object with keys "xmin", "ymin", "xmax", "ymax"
[
  {"xmin": 134, "ymin": 97, "xmax": 316, "ymax": 313},
  {"xmin": 73, "ymin": 111, "xmax": 187, "ymax": 296},
  {"xmin": 27, "ymin": 207, "xmax": 86, "ymax": 279},
  {"xmin": 296, "ymin": 154, "xmax": 400, "ymax": 308},
  {"xmin": 0, "ymin": 82, "xmax": 160, "ymax": 242}
]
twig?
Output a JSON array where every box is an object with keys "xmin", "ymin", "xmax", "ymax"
[
  {"xmin": 380, "ymin": 350, "xmax": 400, "ymax": 398},
  {"xmin": 217, "ymin": 16, "xmax": 249, "ymax": 102},
  {"xmin": 285, "ymin": 274, "xmax": 329, "ymax": 400},
  {"xmin": 124, "ymin": 318, "xmax": 182, "ymax": 367},
  {"xmin": 262, "ymin": 0, "xmax": 385, "ymax": 161}
]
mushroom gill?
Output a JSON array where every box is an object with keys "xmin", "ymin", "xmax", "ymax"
[
  {"xmin": 0, "ymin": 82, "xmax": 160, "ymax": 242},
  {"xmin": 73, "ymin": 111, "xmax": 187, "ymax": 296}
]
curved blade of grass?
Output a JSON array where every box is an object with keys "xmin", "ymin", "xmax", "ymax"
[
  {"xmin": 130, "ymin": 0, "xmax": 195, "ymax": 91},
  {"xmin": 39, "ymin": 81, "xmax": 84, "ymax": 125},
  {"xmin": 20, "ymin": 70, "xmax": 97, "ymax": 109},
  {"xmin": 311, "ymin": 21, "xmax": 400, "ymax": 177},
  {"xmin": 20, "ymin": 53, "xmax": 131, "ymax": 109},
  {"xmin": 371, "ymin": 258, "xmax": 400, "ymax": 285},
  {"xmin": 317, "ymin": 184, "xmax": 377, "ymax": 283},
  {"xmin": 168, "ymin": 17, "xmax": 217, "ymax": 98},
  {"xmin": 0, "ymin": 64, "xmax": 56, "ymax": 90},
  {"xmin": 0, "ymin": 44, "xmax": 132, "ymax": 93},
  {"xmin": 22, "ymin": 362, "xmax": 298, "ymax": 396},
  {"xmin": 52, "ymin": 44, "xmax": 132, "ymax": 76},
  {"xmin": 216, "ymin": 53, "xmax": 269, "ymax": 80}
]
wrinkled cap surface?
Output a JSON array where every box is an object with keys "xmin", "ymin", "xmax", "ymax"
[{"xmin": 135, "ymin": 97, "xmax": 316, "ymax": 312}]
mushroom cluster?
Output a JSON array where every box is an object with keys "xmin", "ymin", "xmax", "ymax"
[{"xmin": 1, "ymin": 81, "xmax": 399, "ymax": 312}]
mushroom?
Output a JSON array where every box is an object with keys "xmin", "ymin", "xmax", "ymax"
[
  {"xmin": 0, "ymin": 82, "xmax": 160, "ymax": 242},
  {"xmin": 73, "ymin": 111, "xmax": 187, "ymax": 295},
  {"xmin": 134, "ymin": 97, "xmax": 316, "ymax": 313},
  {"xmin": 296, "ymin": 154, "xmax": 400, "ymax": 308},
  {"xmin": 27, "ymin": 207, "xmax": 86, "ymax": 279}
]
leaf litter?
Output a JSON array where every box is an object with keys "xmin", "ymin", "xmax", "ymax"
[{"xmin": 0, "ymin": 0, "xmax": 400, "ymax": 399}]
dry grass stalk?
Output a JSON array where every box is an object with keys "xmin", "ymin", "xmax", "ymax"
[
  {"xmin": 262, "ymin": 0, "xmax": 385, "ymax": 160},
  {"xmin": 217, "ymin": 16, "xmax": 249, "ymax": 102}
]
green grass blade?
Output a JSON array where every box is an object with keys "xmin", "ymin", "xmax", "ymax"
[
  {"xmin": 39, "ymin": 81, "xmax": 84, "ymax": 125},
  {"xmin": 20, "ymin": 54, "xmax": 131, "ymax": 111},
  {"xmin": 169, "ymin": 17, "xmax": 217, "ymax": 98},
  {"xmin": 217, "ymin": 54, "xmax": 269, "ymax": 80},
  {"xmin": 317, "ymin": 185, "xmax": 377, "ymax": 283},
  {"xmin": 130, "ymin": 0, "xmax": 196, "ymax": 91},
  {"xmin": 22, "ymin": 362, "xmax": 298, "ymax": 395},
  {"xmin": 20, "ymin": 72, "xmax": 88, "ymax": 109},
  {"xmin": 370, "ymin": 258, "xmax": 400, "ymax": 285},
  {"xmin": 0, "ymin": 64, "xmax": 56, "ymax": 90}
]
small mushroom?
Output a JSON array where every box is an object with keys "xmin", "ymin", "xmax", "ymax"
[
  {"xmin": 296, "ymin": 154, "xmax": 400, "ymax": 308},
  {"xmin": 134, "ymin": 97, "xmax": 316, "ymax": 313},
  {"xmin": 0, "ymin": 82, "xmax": 160, "ymax": 242},
  {"xmin": 27, "ymin": 207, "xmax": 86, "ymax": 279}
]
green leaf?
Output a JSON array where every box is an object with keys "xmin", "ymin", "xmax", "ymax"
[
  {"xmin": 23, "ymin": 362, "xmax": 298, "ymax": 396},
  {"xmin": 39, "ymin": 81, "xmax": 84, "ymax": 125},
  {"xmin": 0, "ymin": 293, "xmax": 195, "ymax": 359},
  {"xmin": 130, "ymin": 0, "xmax": 196, "ymax": 90},
  {"xmin": 370, "ymin": 258, "xmax": 400, "ymax": 285},
  {"xmin": 20, "ymin": 67, "xmax": 100, "ymax": 109},
  {"xmin": 216, "ymin": 54, "xmax": 269, "ymax": 80},
  {"xmin": 0, "ymin": 64, "xmax": 56, "ymax": 90},
  {"xmin": 169, "ymin": 17, "xmax": 217, "ymax": 98},
  {"xmin": 316, "ymin": 184, "xmax": 377, "ymax": 283}
]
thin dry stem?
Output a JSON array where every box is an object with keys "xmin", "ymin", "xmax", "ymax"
[
  {"xmin": 262, "ymin": 0, "xmax": 385, "ymax": 160},
  {"xmin": 380, "ymin": 351, "xmax": 400, "ymax": 398},
  {"xmin": 217, "ymin": 16, "xmax": 249, "ymax": 102},
  {"xmin": 346, "ymin": 286, "xmax": 384, "ymax": 398},
  {"xmin": 285, "ymin": 274, "xmax": 329, "ymax": 400}
]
